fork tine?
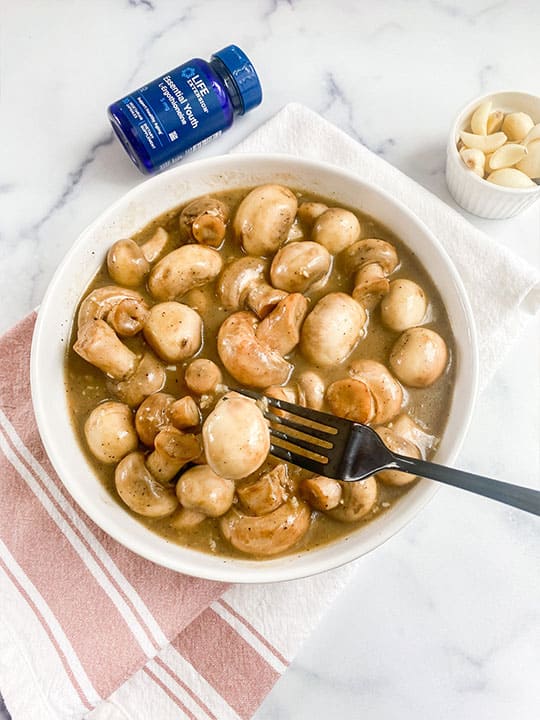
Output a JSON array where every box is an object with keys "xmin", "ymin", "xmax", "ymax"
[
  {"xmin": 269, "ymin": 443, "xmax": 329, "ymax": 475},
  {"xmin": 231, "ymin": 386, "xmax": 350, "ymax": 432},
  {"xmin": 269, "ymin": 427, "xmax": 331, "ymax": 454},
  {"xmin": 263, "ymin": 410, "xmax": 336, "ymax": 442}
]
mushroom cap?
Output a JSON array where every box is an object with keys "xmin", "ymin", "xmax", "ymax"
[
  {"xmin": 296, "ymin": 370, "xmax": 325, "ymax": 410},
  {"xmin": 312, "ymin": 208, "xmax": 361, "ymax": 254},
  {"xmin": 300, "ymin": 292, "xmax": 366, "ymax": 367},
  {"xmin": 236, "ymin": 463, "xmax": 288, "ymax": 516},
  {"xmin": 202, "ymin": 392, "xmax": 270, "ymax": 480},
  {"xmin": 297, "ymin": 201, "xmax": 328, "ymax": 228},
  {"xmin": 380, "ymin": 279, "xmax": 427, "ymax": 332},
  {"xmin": 176, "ymin": 465, "xmax": 235, "ymax": 517},
  {"xmin": 233, "ymin": 184, "xmax": 298, "ymax": 256},
  {"xmin": 300, "ymin": 475, "xmax": 342, "ymax": 511},
  {"xmin": 389, "ymin": 328, "xmax": 448, "ymax": 387},
  {"xmin": 184, "ymin": 359, "xmax": 223, "ymax": 395},
  {"xmin": 143, "ymin": 301, "xmax": 202, "ymax": 363},
  {"xmin": 352, "ymin": 263, "xmax": 390, "ymax": 310},
  {"xmin": 84, "ymin": 401, "xmax": 138, "ymax": 463},
  {"xmin": 270, "ymin": 241, "xmax": 332, "ymax": 293},
  {"xmin": 326, "ymin": 377, "xmax": 375, "ymax": 424}
]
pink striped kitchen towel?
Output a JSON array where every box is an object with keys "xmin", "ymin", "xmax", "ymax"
[
  {"xmin": 0, "ymin": 312, "xmax": 355, "ymax": 720},
  {"xmin": 1, "ymin": 105, "xmax": 538, "ymax": 720}
]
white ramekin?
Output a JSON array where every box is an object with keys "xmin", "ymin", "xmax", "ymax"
[
  {"xmin": 446, "ymin": 90, "xmax": 540, "ymax": 219},
  {"xmin": 31, "ymin": 154, "xmax": 478, "ymax": 584}
]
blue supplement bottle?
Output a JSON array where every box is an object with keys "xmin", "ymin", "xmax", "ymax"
[{"xmin": 108, "ymin": 44, "xmax": 262, "ymax": 174}]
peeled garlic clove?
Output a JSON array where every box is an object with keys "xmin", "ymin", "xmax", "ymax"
[
  {"xmin": 459, "ymin": 147, "xmax": 485, "ymax": 176},
  {"xmin": 515, "ymin": 139, "xmax": 540, "ymax": 179},
  {"xmin": 470, "ymin": 101, "xmax": 492, "ymax": 135},
  {"xmin": 487, "ymin": 168, "xmax": 536, "ymax": 188},
  {"xmin": 488, "ymin": 143, "xmax": 528, "ymax": 170},
  {"xmin": 486, "ymin": 110, "xmax": 504, "ymax": 134},
  {"xmin": 501, "ymin": 112, "xmax": 534, "ymax": 142},
  {"xmin": 459, "ymin": 131, "xmax": 507, "ymax": 153},
  {"xmin": 523, "ymin": 123, "xmax": 540, "ymax": 146},
  {"xmin": 484, "ymin": 153, "xmax": 494, "ymax": 173}
]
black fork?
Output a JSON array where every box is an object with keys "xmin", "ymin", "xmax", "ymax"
[{"xmin": 234, "ymin": 388, "xmax": 540, "ymax": 517}]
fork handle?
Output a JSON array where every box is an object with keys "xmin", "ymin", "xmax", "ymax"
[{"xmin": 393, "ymin": 454, "xmax": 540, "ymax": 517}]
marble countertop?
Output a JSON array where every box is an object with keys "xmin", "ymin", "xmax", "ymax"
[{"xmin": 1, "ymin": 1, "xmax": 539, "ymax": 718}]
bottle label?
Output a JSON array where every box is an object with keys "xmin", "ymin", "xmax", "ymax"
[{"xmin": 121, "ymin": 64, "xmax": 228, "ymax": 169}]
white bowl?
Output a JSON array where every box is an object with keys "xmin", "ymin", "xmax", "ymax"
[
  {"xmin": 31, "ymin": 154, "xmax": 479, "ymax": 583},
  {"xmin": 446, "ymin": 90, "xmax": 540, "ymax": 219}
]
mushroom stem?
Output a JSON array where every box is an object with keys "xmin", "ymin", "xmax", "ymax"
[{"xmin": 74, "ymin": 320, "xmax": 138, "ymax": 380}]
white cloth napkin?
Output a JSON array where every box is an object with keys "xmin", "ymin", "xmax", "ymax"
[{"xmin": 2, "ymin": 103, "xmax": 538, "ymax": 720}]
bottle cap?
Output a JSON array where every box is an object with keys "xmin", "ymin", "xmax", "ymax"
[{"xmin": 212, "ymin": 45, "xmax": 262, "ymax": 114}]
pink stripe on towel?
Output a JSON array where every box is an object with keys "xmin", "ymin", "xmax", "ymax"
[{"xmin": 173, "ymin": 608, "xmax": 280, "ymax": 719}]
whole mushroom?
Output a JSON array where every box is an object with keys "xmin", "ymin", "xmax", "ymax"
[
  {"xmin": 202, "ymin": 392, "xmax": 270, "ymax": 480},
  {"xmin": 270, "ymin": 241, "xmax": 332, "ymax": 294},
  {"xmin": 179, "ymin": 196, "xmax": 230, "ymax": 247},
  {"xmin": 145, "ymin": 426, "xmax": 201, "ymax": 482},
  {"xmin": 217, "ymin": 311, "xmax": 292, "ymax": 387},
  {"xmin": 300, "ymin": 293, "xmax": 366, "ymax": 367},
  {"xmin": 74, "ymin": 320, "xmax": 138, "ymax": 380},
  {"xmin": 176, "ymin": 465, "xmax": 235, "ymax": 517},
  {"xmin": 233, "ymin": 184, "xmax": 298, "ymax": 256},
  {"xmin": 148, "ymin": 245, "xmax": 223, "ymax": 301},
  {"xmin": 380, "ymin": 279, "xmax": 427, "ymax": 332},
  {"xmin": 84, "ymin": 401, "xmax": 138, "ymax": 464},
  {"xmin": 220, "ymin": 497, "xmax": 311, "ymax": 556},
  {"xmin": 184, "ymin": 359, "xmax": 223, "ymax": 395},
  {"xmin": 107, "ymin": 239, "xmax": 150, "ymax": 288},
  {"xmin": 115, "ymin": 452, "xmax": 178, "ymax": 518},
  {"xmin": 389, "ymin": 327, "xmax": 448, "ymax": 387},
  {"xmin": 78, "ymin": 286, "xmax": 149, "ymax": 336},
  {"xmin": 341, "ymin": 238, "xmax": 399, "ymax": 310},
  {"xmin": 312, "ymin": 208, "xmax": 361, "ymax": 254},
  {"xmin": 300, "ymin": 475, "xmax": 342, "ymax": 511},
  {"xmin": 143, "ymin": 302, "xmax": 202, "ymax": 363},
  {"xmin": 216, "ymin": 256, "xmax": 287, "ymax": 319}
]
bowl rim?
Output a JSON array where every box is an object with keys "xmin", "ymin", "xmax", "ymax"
[
  {"xmin": 30, "ymin": 152, "xmax": 479, "ymax": 583},
  {"xmin": 448, "ymin": 89, "xmax": 540, "ymax": 196}
]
